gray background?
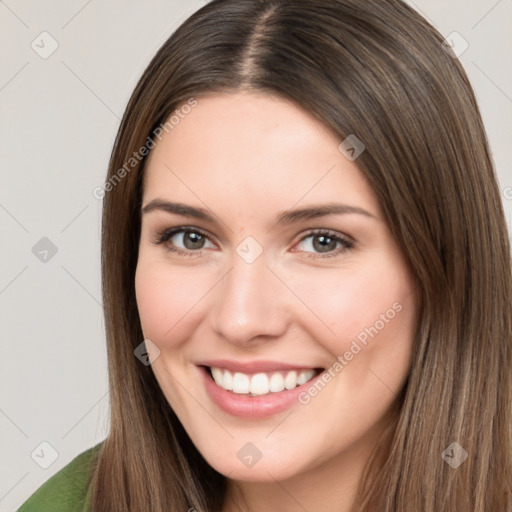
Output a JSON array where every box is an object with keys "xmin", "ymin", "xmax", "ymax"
[{"xmin": 1, "ymin": 1, "xmax": 510, "ymax": 510}]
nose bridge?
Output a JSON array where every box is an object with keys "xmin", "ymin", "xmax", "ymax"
[{"xmin": 210, "ymin": 247, "xmax": 287, "ymax": 344}]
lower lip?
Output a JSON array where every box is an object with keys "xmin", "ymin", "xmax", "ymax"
[{"xmin": 199, "ymin": 366, "xmax": 322, "ymax": 419}]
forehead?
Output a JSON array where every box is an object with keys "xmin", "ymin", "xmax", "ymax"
[{"xmin": 142, "ymin": 92, "xmax": 380, "ymax": 219}]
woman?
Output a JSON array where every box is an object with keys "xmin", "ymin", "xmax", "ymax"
[{"xmin": 19, "ymin": 0, "xmax": 512, "ymax": 510}]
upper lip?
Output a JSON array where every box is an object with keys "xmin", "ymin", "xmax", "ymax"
[{"xmin": 197, "ymin": 359, "xmax": 323, "ymax": 374}]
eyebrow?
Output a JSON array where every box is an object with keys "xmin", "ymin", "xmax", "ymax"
[{"xmin": 141, "ymin": 199, "xmax": 376, "ymax": 225}]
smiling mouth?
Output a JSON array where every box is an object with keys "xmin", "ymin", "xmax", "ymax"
[{"xmin": 203, "ymin": 366, "xmax": 323, "ymax": 397}]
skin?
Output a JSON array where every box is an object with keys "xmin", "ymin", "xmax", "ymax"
[{"xmin": 135, "ymin": 91, "xmax": 418, "ymax": 512}]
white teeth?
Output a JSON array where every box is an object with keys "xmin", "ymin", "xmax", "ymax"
[
  {"xmin": 211, "ymin": 367, "xmax": 223, "ymax": 384},
  {"xmin": 223, "ymin": 370, "xmax": 233, "ymax": 391},
  {"xmin": 284, "ymin": 370, "xmax": 298, "ymax": 390},
  {"xmin": 297, "ymin": 371, "xmax": 311, "ymax": 385},
  {"xmin": 269, "ymin": 373, "xmax": 285, "ymax": 392},
  {"xmin": 249, "ymin": 373, "xmax": 269, "ymax": 395},
  {"xmin": 209, "ymin": 367, "xmax": 317, "ymax": 396},
  {"xmin": 232, "ymin": 372, "xmax": 250, "ymax": 394}
]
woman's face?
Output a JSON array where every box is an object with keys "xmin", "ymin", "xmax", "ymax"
[{"xmin": 135, "ymin": 91, "xmax": 417, "ymax": 483}]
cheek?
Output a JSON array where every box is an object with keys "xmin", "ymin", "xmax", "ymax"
[
  {"xmin": 134, "ymin": 259, "xmax": 204, "ymax": 413},
  {"xmin": 299, "ymin": 259, "xmax": 413, "ymax": 347},
  {"xmin": 333, "ymin": 294, "xmax": 415, "ymax": 395},
  {"xmin": 299, "ymin": 256, "xmax": 417, "ymax": 393},
  {"xmin": 295, "ymin": 265, "xmax": 416, "ymax": 443},
  {"xmin": 134, "ymin": 259, "xmax": 202, "ymax": 343}
]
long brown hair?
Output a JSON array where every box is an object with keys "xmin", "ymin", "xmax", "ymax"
[{"xmin": 87, "ymin": 0, "xmax": 512, "ymax": 510}]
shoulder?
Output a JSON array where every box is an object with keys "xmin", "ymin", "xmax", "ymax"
[{"xmin": 17, "ymin": 442, "xmax": 102, "ymax": 512}]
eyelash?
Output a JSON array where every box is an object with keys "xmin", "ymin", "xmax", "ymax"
[{"xmin": 152, "ymin": 226, "xmax": 354, "ymax": 259}]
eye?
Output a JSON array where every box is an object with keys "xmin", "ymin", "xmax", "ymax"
[
  {"xmin": 294, "ymin": 229, "xmax": 354, "ymax": 259},
  {"xmin": 152, "ymin": 226, "xmax": 215, "ymax": 256},
  {"xmin": 152, "ymin": 226, "xmax": 354, "ymax": 259}
]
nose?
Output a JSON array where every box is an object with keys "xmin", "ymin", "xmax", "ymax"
[{"xmin": 209, "ymin": 249, "xmax": 289, "ymax": 346}]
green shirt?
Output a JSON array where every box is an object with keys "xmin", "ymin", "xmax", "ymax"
[{"xmin": 17, "ymin": 443, "xmax": 102, "ymax": 512}]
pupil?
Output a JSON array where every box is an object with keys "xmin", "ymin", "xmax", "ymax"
[
  {"xmin": 313, "ymin": 235, "xmax": 335, "ymax": 253},
  {"xmin": 184, "ymin": 232, "xmax": 204, "ymax": 249}
]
